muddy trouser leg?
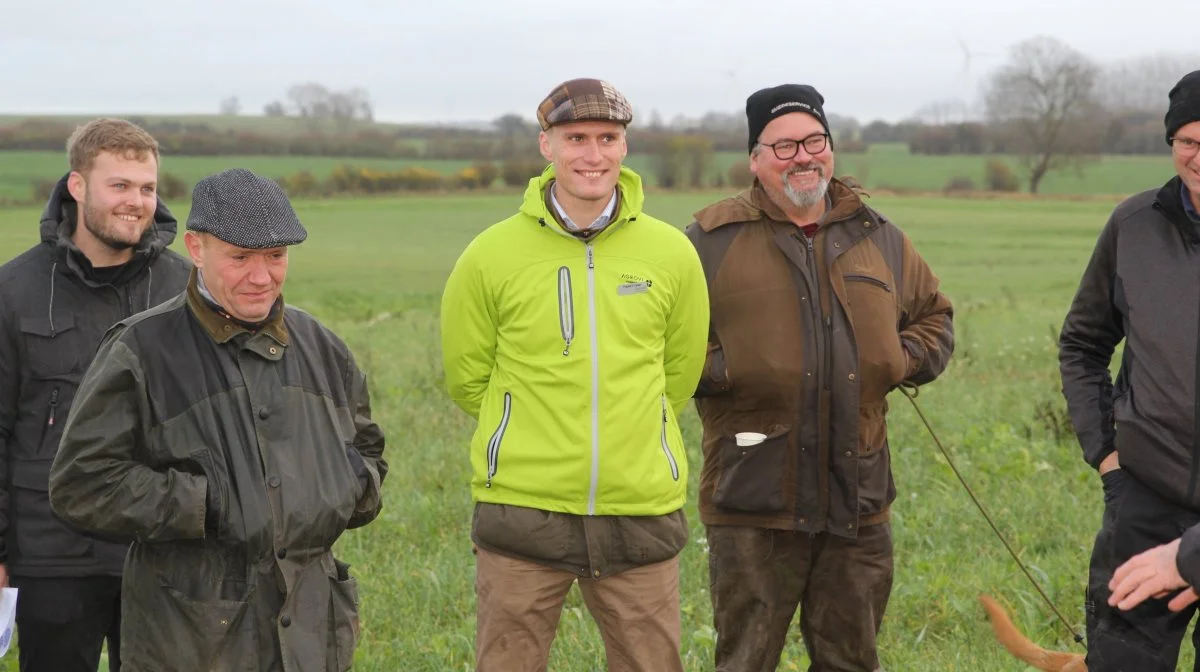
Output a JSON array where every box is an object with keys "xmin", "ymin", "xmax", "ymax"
[
  {"xmin": 707, "ymin": 525, "xmax": 811, "ymax": 672},
  {"xmin": 799, "ymin": 522, "xmax": 893, "ymax": 672},
  {"xmin": 1086, "ymin": 470, "xmax": 1200, "ymax": 671}
]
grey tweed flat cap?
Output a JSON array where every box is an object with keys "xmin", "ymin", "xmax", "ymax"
[{"xmin": 186, "ymin": 168, "xmax": 308, "ymax": 248}]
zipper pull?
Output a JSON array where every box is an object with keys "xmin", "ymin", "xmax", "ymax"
[
  {"xmin": 586, "ymin": 246, "xmax": 594, "ymax": 270},
  {"xmin": 48, "ymin": 388, "xmax": 60, "ymax": 427},
  {"xmin": 562, "ymin": 338, "xmax": 572, "ymax": 357}
]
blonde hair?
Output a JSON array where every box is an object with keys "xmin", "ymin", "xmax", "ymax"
[{"xmin": 66, "ymin": 118, "xmax": 159, "ymax": 175}]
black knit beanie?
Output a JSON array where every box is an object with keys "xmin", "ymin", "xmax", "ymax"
[
  {"xmin": 1165, "ymin": 70, "xmax": 1200, "ymax": 145},
  {"xmin": 746, "ymin": 84, "xmax": 831, "ymax": 154}
]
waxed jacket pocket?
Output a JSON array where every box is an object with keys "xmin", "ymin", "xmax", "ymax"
[
  {"xmin": 331, "ymin": 559, "xmax": 360, "ymax": 672},
  {"xmin": 124, "ymin": 572, "xmax": 254, "ymax": 671},
  {"xmin": 712, "ymin": 425, "xmax": 790, "ymax": 513}
]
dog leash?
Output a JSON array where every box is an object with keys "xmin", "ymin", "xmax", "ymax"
[{"xmin": 898, "ymin": 383, "xmax": 1086, "ymax": 647}]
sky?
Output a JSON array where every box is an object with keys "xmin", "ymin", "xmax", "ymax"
[{"xmin": 2, "ymin": 0, "xmax": 1196, "ymax": 126}]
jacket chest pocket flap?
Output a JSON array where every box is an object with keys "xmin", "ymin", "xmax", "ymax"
[{"xmin": 20, "ymin": 316, "xmax": 82, "ymax": 378}]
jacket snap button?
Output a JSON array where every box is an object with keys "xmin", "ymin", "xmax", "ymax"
[
  {"xmin": 276, "ymin": 548, "xmax": 287, "ymax": 559},
  {"xmin": 280, "ymin": 615, "xmax": 292, "ymax": 627},
  {"xmin": 834, "ymin": 242, "xmax": 841, "ymax": 248},
  {"xmin": 268, "ymin": 476, "xmax": 281, "ymax": 488},
  {"xmin": 864, "ymin": 220, "xmax": 872, "ymax": 227},
  {"xmin": 269, "ymin": 347, "xmax": 278, "ymax": 355},
  {"xmin": 845, "ymin": 451, "xmax": 853, "ymax": 457},
  {"xmin": 258, "ymin": 407, "xmax": 269, "ymax": 420},
  {"xmin": 593, "ymin": 569, "xmax": 601, "ymax": 578},
  {"xmin": 223, "ymin": 325, "xmax": 232, "ymax": 332},
  {"xmin": 848, "ymin": 373, "xmax": 856, "ymax": 381}
]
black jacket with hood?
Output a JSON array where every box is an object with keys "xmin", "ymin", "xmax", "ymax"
[{"xmin": 0, "ymin": 174, "xmax": 191, "ymax": 577}]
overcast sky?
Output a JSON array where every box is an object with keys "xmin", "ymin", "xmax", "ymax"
[{"xmin": 2, "ymin": 0, "xmax": 1196, "ymax": 125}]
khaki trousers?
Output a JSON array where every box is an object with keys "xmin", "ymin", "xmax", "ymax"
[{"xmin": 474, "ymin": 547, "xmax": 683, "ymax": 672}]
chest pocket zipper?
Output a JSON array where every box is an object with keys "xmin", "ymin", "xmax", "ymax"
[{"xmin": 558, "ymin": 267, "xmax": 575, "ymax": 356}]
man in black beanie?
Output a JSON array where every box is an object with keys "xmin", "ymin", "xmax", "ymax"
[
  {"xmin": 685, "ymin": 84, "xmax": 955, "ymax": 671},
  {"xmin": 1059, "ymin": 69, "xmax": 1200, "ymax": 671}
]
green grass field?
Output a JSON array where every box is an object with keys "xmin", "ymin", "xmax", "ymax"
[
  {"xmin": 0, "ymin": 188, "xmax": 1188, "ymax": 670},
  {"xmin": 0, "ymin": 142, "xmax": 1177, "ymax": 205}
]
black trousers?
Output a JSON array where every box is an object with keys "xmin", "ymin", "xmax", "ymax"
[
  {"xmin": 1086, "ymin": 469, "xmax": 1200, "ymax": 671},
  {"xmin": 10, "ymin": 575, "xmax": 121, "ymax": 672}
]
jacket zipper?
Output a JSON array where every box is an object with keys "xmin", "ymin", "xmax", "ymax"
[
  {"xmin": 660, "ymin": 396, "xmax": 680, "ymax": 481},
  {"xmin": 485, "ymin": 392, "xmax": 512, "ymax": 488},
  {"xmin": 844, "ymin": 274, "xmax": 892, "ymax": 293},
  {"xmin": 558, "ymin": 266, "xmax": 575, "ymax": 356},
  {"xmin": 586, "ymin": 245, "xmax": 601, "ymax": 515},
  {"xmin": 47, "ymin": 387, "xmax": 60, "ymax": 427}
]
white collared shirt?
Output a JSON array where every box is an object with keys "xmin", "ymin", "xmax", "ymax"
[{"xmin": 549, "ymin": 185, "xmax": 617, "ymax": 232}]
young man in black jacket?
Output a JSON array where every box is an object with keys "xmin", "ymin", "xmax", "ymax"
[
  {"xmin": 1059, "ymin": 69, "xmax": 1200, "ymax": 671},
  {"xmin": 0, "ymin": 118, "xmax": 191, "ymax": 671}
]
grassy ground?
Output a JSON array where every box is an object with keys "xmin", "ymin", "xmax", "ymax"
[
  {"xmin": 0, "ymin": 189, "xmax": 1189, "ymax": 670},
  {"xmin": 0, "ymin": 143, "xmax": 1176, "ymax": 204}
]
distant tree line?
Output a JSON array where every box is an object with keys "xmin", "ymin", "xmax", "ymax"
[{"xmin": 2, "ymin": 46, "xmax": 1195, "ymax": 196}]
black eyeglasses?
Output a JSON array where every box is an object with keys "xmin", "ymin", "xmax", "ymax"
[{"xmin": 758, "ymin": 133, "xmax": 829, "ymax": 160}]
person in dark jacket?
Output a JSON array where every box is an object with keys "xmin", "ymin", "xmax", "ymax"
[
  {"xmin": 1059, "ymin": 69, "xmax": 1200, "ymax": 670},
  {"xmin": 687, "ymin": 84, "xmax": 954, "ymax": 671},
  {"xmin": 0, "ymin": 118, "xmax": 191, "ymax": 672},
  {"xmin": 48, "ymin": 168, "xmax": 387, "ymax": 672}
]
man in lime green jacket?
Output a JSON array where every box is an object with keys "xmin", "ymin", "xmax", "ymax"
[{"xmin": 441, "ymin": 78, "xmax": 709, "ymax": 671}]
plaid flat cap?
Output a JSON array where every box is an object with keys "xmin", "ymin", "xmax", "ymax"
[
  {"xmin": 536, "ymin": 78, "xmax": 633, "ymax": 130},
  {"xmin": 186, "ymin": 168, "xmax": 307, "ymax": 249}
]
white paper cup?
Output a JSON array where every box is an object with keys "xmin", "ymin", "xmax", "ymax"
[{"xmin": 735, "ymin": 432, "xmax": 767, "ymax": 447}]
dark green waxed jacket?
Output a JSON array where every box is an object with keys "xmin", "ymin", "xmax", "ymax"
[{"xmin": 48, "ymin": 272, "xmax": 387, "ymax": 672}]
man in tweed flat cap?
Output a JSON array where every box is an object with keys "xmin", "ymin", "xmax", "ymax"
[
  {"xmin": 49, "ymin": 168, "xmax": 388, "ymax": 672},
  {"xmin": 443, "ymin": 78, "xmax": 708, "ymax": 671}
]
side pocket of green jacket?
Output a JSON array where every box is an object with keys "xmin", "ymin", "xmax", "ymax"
[
  {"xmin": 485, "ymin": 392, "xmax": 512, "ymax": 489},
  {"xmin": 660, "ymin": 396, "xmax": 680, "ymax": 481}
]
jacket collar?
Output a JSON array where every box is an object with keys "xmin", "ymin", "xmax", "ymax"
[
  {"xmin": 520, "ymin": 164, "xmax": 645, "ymax": 240},
  {"xmin": 185, "ymin": 268, "xmax": 289, "ymax": 354},
  {"xmin": 1154, "ymin": 175, "xmax": 1200, "ymax": 245}
]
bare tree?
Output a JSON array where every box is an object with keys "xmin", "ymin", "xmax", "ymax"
[
  {"xmin": 287, "ymin": 82, "xmax": 332, "ymax": 119},
  {"xmin": 1097, "ymin": 52, "xmax": 1200, "ymax": 114},
  {"xmin": 912, "ymin": 99, "xmax": 970, "ymax": 125},
  {"xmin": 219, "ymin": 96, "xmax": 241, "ymax": 116},
  {"xmin": 263, "ymin": 101, "xmax": 287, "ymax": 117},
  {"xmin": 983, "ymin": 36, "xmax": 1102, "ymax": 193}
]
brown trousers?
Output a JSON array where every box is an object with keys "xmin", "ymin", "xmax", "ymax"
[
  {"xmin": 707, "ymin": 523, "xmax": 894, "ymax": 672},
  {"xmin": 474, "ymin": 547, "xmax": 683, "ymax": 672}
]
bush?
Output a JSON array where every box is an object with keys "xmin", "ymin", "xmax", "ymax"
[
  {"xmin": 279, "ymin": 170, "xmax": 322, "ymax": 197},
  {"xmin": 158, "ymin": 172, "xmax": 189, "ymax": 201},
  {"xmin": 472, "ymin": 161, "xmax": 499, "ymax": 189},
  {"xmin": 727, "ymin": 159, "xmax": 755, "ymax": 188},
  {"xmin": 502, "ymin": 158, "xmax": 546, "ymax": 187},
  {"xmin": 943, "ymin": 176, "xmax": 975, "ymax": 193},
  {"xmin": 984, "ymin": 159, "xmax": 1020, "ymax": 192}
]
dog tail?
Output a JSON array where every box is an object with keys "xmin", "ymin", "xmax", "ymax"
[{"xmin": 979, "ymin": 594, "xmax": 1083, "ymax": 672}]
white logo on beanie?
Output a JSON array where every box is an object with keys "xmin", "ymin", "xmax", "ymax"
[{"xmin": 770, "ymin": 101, "xmax": 823, "ymax": 118}]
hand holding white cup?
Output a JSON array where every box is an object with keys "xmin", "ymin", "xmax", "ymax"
[{"xmin": 735, "ymin": 432, "xmax": 766, "ymax": 447}]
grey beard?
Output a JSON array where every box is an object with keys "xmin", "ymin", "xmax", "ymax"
[{"xmin": 782, "ymin": 167, "xmax": 829, "ymax": 210}]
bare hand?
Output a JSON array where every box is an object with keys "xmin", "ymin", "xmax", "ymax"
[
  {"xmin": 1098, "ymin": 452, "xmax": 1120, "ymax": 475},
  {"xmin": 1108, "ymin": 538, "xmax": 1192, "ymax": 611},
  {"xmin": 0, "ymin": 564, "xmax": 7, "ymax": 587}
]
